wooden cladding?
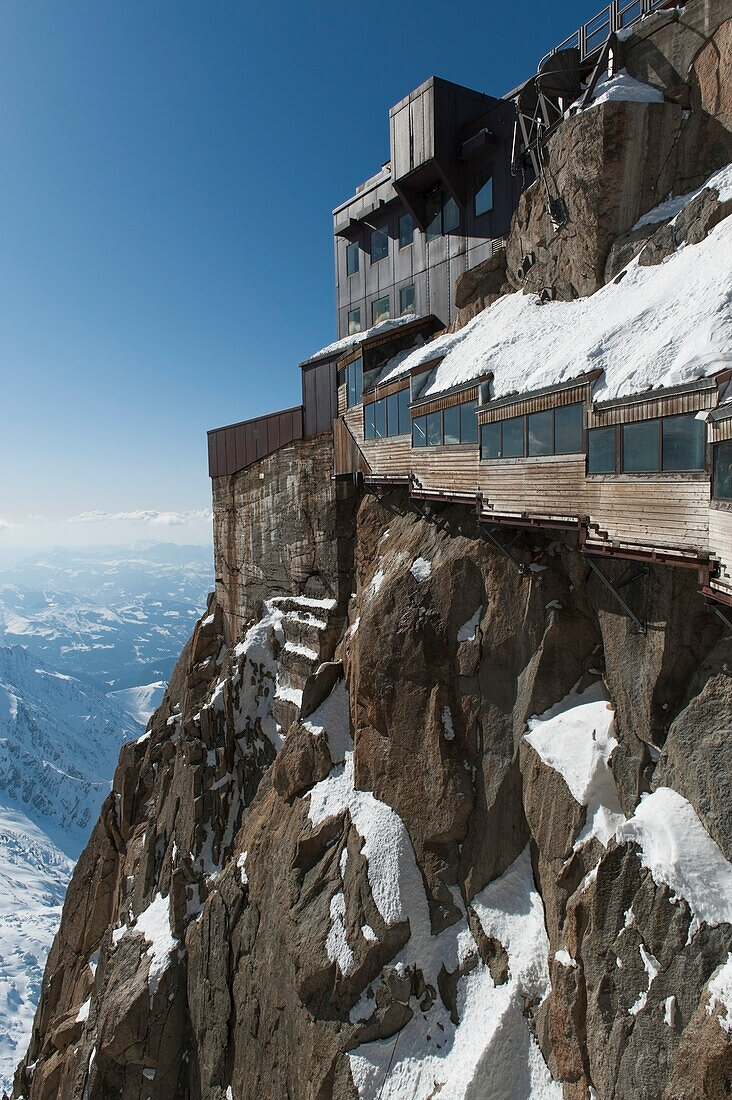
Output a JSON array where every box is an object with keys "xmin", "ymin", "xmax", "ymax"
[
  {"xmin": 478, "ymin": 383, "xmax": 589, "ymax": 424},
  {"xmin": 363, "ymin": 378, "xmax": 410, "ymax": 406},
  {"xmin": 334, "ymin": 416, "xmax": 371, "ymax": 477},
  {"xmin": 208, "ymin": 406, "xmax": 303, "ymax": 478},
  {"xmin": 413, "ymin": 385, "xmax": 480, "ymax": 418},
  {"xmin": 592, "ymin": 389, "xmax": 715, "ymax": 427},
  {"xmin": 711, "ymin": 416, "xmax": 732, "ymax": 443}
]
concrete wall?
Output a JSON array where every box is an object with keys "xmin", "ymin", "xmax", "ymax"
[{"xmin": 212, "ymin": 433, "xmax": 355, "ymax": 641}]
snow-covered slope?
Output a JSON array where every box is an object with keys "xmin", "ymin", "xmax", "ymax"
[
  {"xmin": 0, "ymin": 645, "xmax": 144, "ymax": 1093},
  {"xmin": 109, "ymin": 681, "xmax": 166, "ymax": 727}
]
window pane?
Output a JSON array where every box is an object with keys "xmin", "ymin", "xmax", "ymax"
[
  {"xmin": 425, "ymin": 192, "xmax": 442, "ymax": 242},
  {"xmin": 623, "ymin": 420, "xmax": 660, "ymax": 472},
  {"xmin": 347, "ymin": 308, "xmax": 361, "ymax": 335},
  {"xmin": 460, "ymin": 400, "xmax": 478, "ymax": 443},
  {"xmin": 588, "ymin": 427, "xmax": 616, "ymax": 473},
  {"xmin": 372, "ymin": 296, "xmax": 390, "ymax": 325},
  {"xmin": 413, "ymin": 416, "xmax": 427, "ymax": 448},
  {"xmin": 346, "ymin": 242, "xmax": 359, "ymax": 276},
  {"xmin": 346, "ymin": 356, "xmax": 363, "ymax": 407},
  {"xmin": 370, "ymin": 227, "xmax": 388, "ymax": 263},
  {"xmin": 444, "ymin": 406, "xmax": 460, "ymax": 445},
  {"xmin": 662, "ymin": 415, "xmax": 705, "ymax": 471},
  {"xmin": 555, "ymin": 403, "xmax": 583, "ymax": 454},
  {"xmin": 364, "ymin": 404, "xmax": 376, "ymax": 440},
  {"xmin": 427, "ymin": 411, "xmax": 442, "ymax": 446},
  {"xmin": 503, "ymin": 417, "xmax": 525, "ymax": 457},
  {"xmin": 374, "ymin": 398, "xmax": 387, "ymax": 438},
  {"xmin": 713, "ymin": 440, "xmax": 732, "ymax": 499},
  {"xmin": 398, "ymin": 388, "xmax": 410, "ymax": 435},
  {"xmin": 400, "ymin": 285, "xmax": 415, "ymax": 315},
  {"xmin": 387, "ymin": 393, "xmax": 399, "ymax": 437},
  {"xmin": 481, "ymin": 422, "xmax": 501, "ymax": 459},
  {"xmin": 399, "ymin": 213, "xmax": 414, "ymax": 248},
  {"xmin": 443, "ymin": 195, "xmax": 459, "ymax": 233},
  {"xmin": 475, "ymin": 175, "xmax": 493, "ymax": 217},
  {"xmin": 528, "ymin": 410, "xmax": 552, "ymax": 456}
]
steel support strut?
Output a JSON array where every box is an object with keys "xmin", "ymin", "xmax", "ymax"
[{"xmin": 583, "ymin": 553, "xmax": 647, "ymax": 633}]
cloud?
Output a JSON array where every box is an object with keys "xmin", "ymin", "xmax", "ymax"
[
  {"xmin": 0, "ymin": 519, "xmax": 19, "ymax": 531},
  {"xmin": 68, "ymin": 508, "xmax": 213, "ymax": 527}
]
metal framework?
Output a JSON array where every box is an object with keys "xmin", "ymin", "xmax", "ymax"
[{"xmin": 582, "ymin": 554, "xmax": 647, "ymax": 633}]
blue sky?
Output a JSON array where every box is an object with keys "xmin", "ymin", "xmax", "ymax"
[{"xmin": 0, "ymin": 0, "xmax": 594, "ymax": 547}]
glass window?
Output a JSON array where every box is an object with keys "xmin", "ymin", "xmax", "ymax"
[
  {"xmin": 528, "ymin": 410, "xmax": 553, "ymax": 456},
  {"xmin": 425, "ymin": 191, "xmax": 442, "ymax": 242},
  {"xmin": 713, "ymin": 440, "xmax": 732, "ymax": 500},
  {"xmin": 588, "ymin": 427, "xmax": 616, "ymax": 473},
  {"xmin": 444, "ymin": 406, "xmax": 460, "ymax": 445},
  {"xmin": 503, "ymin": 417, "xmax": 525, "ymax": 458},
  {"xmin": 398, "ymin": 388, "xmax": 410, "ymax": 435},
  {"xmin": 443, "ymin": 195, "xmax": 460, "ymax": 233},
  {"xmin": 387, "ymin": 393, "xmax": 399, "ymax": 437},
  {"xmin": 623, "ymin": 420, "xmax": 660, "ymax": 472},
  {"xmin": 347, "ymin": 356, "xmax": 363, "ymax": 408},
  {"xmin": 662, "ymin": 414, "xmax": 705, "ymax": 471},
  {"xmin": 400, "ymin": 285, "xmax": 415, "ymax": 316},
  {"xmin": 372, "ymin": 296, "xmax": 390, "ymax": 326},
  {"xmin": 554, "ymin": 403, "xmax": 584, "ymax": 454},
  {"xmin": 374, "ymin": 398, "xmax": 387, "ymax": 438},
  {"xmin": 346, "ymin": 242, "xmax": 359, "ymax": 276},
  {"xmin": 364, "ymin": 403, "xmax": 376, "ymax": 440},
  {"xmin": 399, "ymin": 212, "xmax": 414, "ymax": 248},
  {"xmin": 370, "ymin": 226, "xmax": 388, "ymax": 263},
  {"xmin": 475, "ymin": 174, "xmax": 494, "ymax": 217},
  {"xmin": 347, "ymin": 307, "xmax": 361, "ymax": 335},
  {"xmin": 460, "ymin": 400, "xmax": 478, "ymax": 444},
  {"xmin": 427, "ymin": 411, "xmax": 442, "ymax": 446},
  {"xmin": 481, "ymin": 422, "xmax": 501, "ymax": 459},
  {"xmin": 413, "ymin": 416, "xmax": 427, "ymax": 448}
]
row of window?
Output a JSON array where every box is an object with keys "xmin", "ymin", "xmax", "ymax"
[
  {"xmin": 364, "ymin": 389, "xmax": 411, "ymax": 439},
  {"xmin": 412, "ymin": 400, "xmax": 479, "ymax": 447},
  {"xmin": 481, "ymin": 403, "xmax": 584, "ymax": 459},
  {"xmin": 587, "ymin": 415, "xmax": 705, "ymax": 474},
  {"xmin": 347, "ymin": 286, "xmax": 414, "ymax": 335},
  {"xmin": 345, "ymin": 174, "xmax": 495, "ymax": 276}
]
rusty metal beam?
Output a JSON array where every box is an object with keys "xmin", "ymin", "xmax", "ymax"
[{"xmin": 583, "ymin": 553, "xmax": 647, "ymax": 633}]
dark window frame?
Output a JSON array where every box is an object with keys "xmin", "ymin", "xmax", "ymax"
[
  {"xmin": 474, "ymin": 171, "xmax": 494, "ymax": 218},
  {"xmin": 371, "ymin": 295, "xmax": 390, "ymax": 326},
  {"xmin": 712, "ymin": 439, "xmax": 732, "ymax": 500},
  {"xmin": 347, "ymin": 307, "xmax": 362, "ymax": 336},
  {"xmin": 346, "ymin": 241, "xmax": 359, "ymax": 277},
  {"xmin": 481, "ymin": 403, "xmax": 585, "ymax": 461},
  {"xmin": 346, "ymin": 356, "xmax": 363, "ymax": 408},
  {"xmin": 587, "ymin": 413, "xmax": 708, "ymax": 476},
  {"xmin": 399, "ymin": 284, "xmax": 415, "ymax": 316},
  {"xmin": 424, "ymin": 188, "xmax": 461, "ymax": 241},
  {"xmin": 398, "ymin": 212, "xmax": 414, "ymax": 248},
  {"xmin": 369, "ymin": 226, "xmax": 389, "ymax": 264}
]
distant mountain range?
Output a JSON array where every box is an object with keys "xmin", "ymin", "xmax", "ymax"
[{"xmin": 0, "ymin": 543, "xmax": 212, "ymax": 1092}]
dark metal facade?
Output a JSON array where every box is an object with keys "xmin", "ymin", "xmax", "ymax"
[
  {"xmin": 207, "ymin": 406, "xmax": 304, "ymax": 478},
  {"xmin": 333, "ymin": 77, "xmax": 524, "ymax": 338},
  {"xmin": 302, "ymin": 359, "xmax": 339, "ymax": 437}
]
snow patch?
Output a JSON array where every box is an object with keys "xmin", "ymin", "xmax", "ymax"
[
  {"xmin": 629, "ymin": 944, "xmax": 659, "ymax": 1016},
  {"xmin": 457, "ymin": 607, "xmax": 481, "ymax": 643},
  {"xmin": 707, "ymin": 953, "xmax": 732, "ymax": 1032},
  {"xmin": 410, "ymin": 557, "xmax": 432, "ymax": 582},
  {"xmin": 555, "ymin": 950, "xmax": 576, "ymax": 969},
  {"xmin": 585, "ymin": 69, "xmax": 664, "ymax": 107},
  {"xmin": 441, "ymin": 706, "xmax": 455, "ymax": 741},
  {"xmin": 115, "ymin": 893, "xmax": 179, "ymax": 999},
  {"xmin": 237, "ymin": 851, "xmax": 248, "ymax": 887}
]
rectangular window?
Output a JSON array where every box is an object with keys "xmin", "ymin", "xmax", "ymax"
[
  {"xmin": 427, "ymin": 410, "xmax": 442, "ymax": 446},
  {"xmin": 347, "ymin": 307, "xmax": 361, "ymax": 335},
  {"xmin": 444, "ymin": 406, "xmax": 460, "ymax": 445},
  {"xmin": 346, "ymin": 356, "xmax": 363, "ymax": 408},
  {"xmin": 425, "ymin": 191, "xmax": 442, "ymax": 242},
  {"xmin": 399, "ymin": 212, "xmax": 414, "ymax": 248},
  {"xmin": 399, "ymin": 285, "xmax": 415, "ymax": 316},
  {"xmin": 481, "ymin": 422, "xmax": 501, "ymax": 459},
  {"xmin": 588, "ymin": 427, "xmax": 616, "ymax": 473},
  {"xmin": 398, "ymin": 388, "xmax": 410, "ymax": 435},
  {"xmin": 474, "ymin": 173, "xmax": 494, "ymax": 217},
  {"xmin": 374, "ymin": 398, "xmax": 387, "ymax": 438},
  {"xmin": 370, "ymin": 226, "xmax": 388, "ymax": 264},
  {"xmin": 503, "ymin": 416, "xmax": 525, "ymax": 457},
  {"xmin": 460, "ymin": 400, "xmax": 478, "ymax": 444},
  {"xmin": 387, "ymin": 393, "xmax": 399, "ymax": 437},
  {"xmin": 413, "ymin": 415, "xmax": 427, "ymax": 448},
  {"xmin": 364, "ymin": 403, "xmax": 376, "ymax": 440},
  {"xmin": 554, "ymin": 403, "xmax": 584, "ymax": 454},
  {"xmin": 713, "ymin": 440, "xmax": 732, "ymax": 500},
  {"xmin": 662, "ymin": 414, "xmax": 705, "ymax": 471},
  {"xmin": 372, "ymin": 295, "xmax": 390, "ymax": 326},
  {"xmin": 346, "ymin": 242, "xmax": 359, "ymax": 276},
  {"xmin": 623, "ymin": 420, "xmax": 660, "ymax": 472},
  {"xmin": 442, "ymin": 195, "xmax": 459, "ymax": 233},
  {"xmin": 528, "ymin": 410, "xmax": 553, "ymax": 456}
]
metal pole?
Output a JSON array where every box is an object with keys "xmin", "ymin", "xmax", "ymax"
[{"xmin": 583, "ymin": 553, "xmax": 647, "ymax": 633}]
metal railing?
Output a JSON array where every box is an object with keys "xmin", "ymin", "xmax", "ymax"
[{"xmin": 539, "ymin": 0, "xmax": 672, "ymax": 67}]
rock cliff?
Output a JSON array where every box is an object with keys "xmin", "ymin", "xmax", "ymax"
[{"xmin": 12, "ymin": 2, "xmax": 732, "ymax": 1097}]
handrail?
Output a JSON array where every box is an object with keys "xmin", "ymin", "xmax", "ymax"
[{"xmin": 538, "ymin": 0, "xmax": 671, "ymax": 69}]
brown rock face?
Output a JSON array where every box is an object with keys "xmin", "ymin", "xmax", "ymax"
[{"xmin": 14, "ymin": 487, "xmax": 732, "ymax": 1100}]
